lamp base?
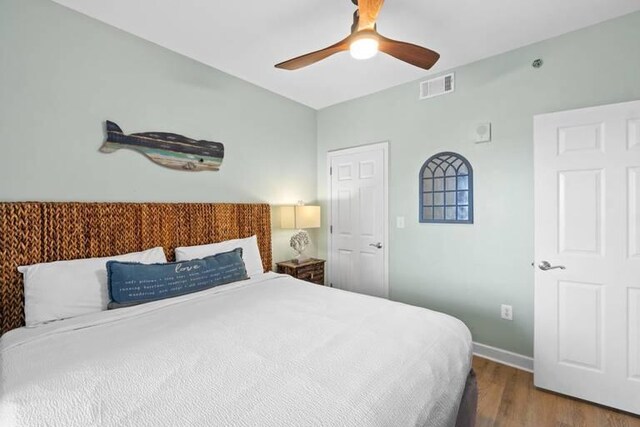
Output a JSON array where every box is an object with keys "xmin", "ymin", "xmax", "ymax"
[
  {"xmin": 290, "ymin": 230, "xmax": 311, "ymax": 264},
  {"xmin": 292, "ymin": 253, "xmax": 311, "ymax": 264}
]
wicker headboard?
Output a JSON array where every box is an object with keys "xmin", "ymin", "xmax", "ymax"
[{"xmin": 0, "ymin": 202, "xmax": 272, "ymax": 334}]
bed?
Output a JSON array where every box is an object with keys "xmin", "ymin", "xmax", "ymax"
[{"xmin": 0, "ymin": 202, "xmax": 476, "ymax": 427}]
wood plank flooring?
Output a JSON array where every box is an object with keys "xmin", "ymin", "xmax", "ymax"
[{"xmin": 473, "ymin": 356, "xmax": 640, "ymax": 427}]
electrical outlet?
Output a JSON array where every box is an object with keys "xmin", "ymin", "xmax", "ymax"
[{"xmin": 501, "ymin": 304, "xmax": 513, "ymax": 321}]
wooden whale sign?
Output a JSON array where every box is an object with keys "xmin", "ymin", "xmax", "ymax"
[{"xmin": 100, "ymin": 121, "xmax": 224, "ymax": 171}]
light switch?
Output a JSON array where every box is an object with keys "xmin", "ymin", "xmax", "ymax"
[{"xmin": 396, "ymin": 216, "xmax": 405, "ymax": 229}]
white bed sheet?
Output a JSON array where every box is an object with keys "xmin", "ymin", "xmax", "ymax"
[{"xmin": 0, "ymin": 273, "xmax": 472, "ymax": 427}]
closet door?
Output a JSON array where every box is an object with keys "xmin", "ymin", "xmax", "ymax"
[{"xmin": 328, "ymin": 143, "xmax": 388, "ymax": 298}]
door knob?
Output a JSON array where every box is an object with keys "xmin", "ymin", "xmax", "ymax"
[
  {"xmin": 369, "ymin": 242, "xmax": 383, "ymax": 249},
  {"xmin": 538, "ymin": 261, "xmax": 566, "ymax": 271}
]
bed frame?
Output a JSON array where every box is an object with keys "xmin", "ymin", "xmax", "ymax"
[{"xmin": 0, "ymin": 202, "xmax": 272, "ymax": 335}]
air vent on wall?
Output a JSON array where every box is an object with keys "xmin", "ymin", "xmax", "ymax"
[{"xmin": 419, "ymin": 73, "xmax": 455, "ymax": 100}]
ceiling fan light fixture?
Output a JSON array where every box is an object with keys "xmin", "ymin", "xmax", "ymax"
[
  {"xmin": 349, "ymin": 35, "xmax": 379, "ymax": 60},
  {"xmin": 275, "ymin": 0, "xmax": 440, "ymax": 71}
]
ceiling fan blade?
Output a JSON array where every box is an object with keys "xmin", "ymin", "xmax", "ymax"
[
  {"xmin": 275, "ymin": 36, "xmax": 351, "ymax": 70},
  {"xmin": 357, "ymin": 0, "xmax": 385, "ymax": 31},
  {"xmin": 378, "ymin": 34, "xmax": 440, "ymax": 70}
]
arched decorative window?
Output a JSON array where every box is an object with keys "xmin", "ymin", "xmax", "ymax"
[{"xmin": 419, "ymin": 152, "xmax": 473, "ymax": 224}]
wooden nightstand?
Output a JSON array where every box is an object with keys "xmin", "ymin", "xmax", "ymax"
[{"xmin": 276, "ymin": 258, "xmax": 326, "ymax": 285}]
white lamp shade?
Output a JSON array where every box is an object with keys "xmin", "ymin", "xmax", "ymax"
[
  {"xmin": 295, "ymin": 205, "xmax": 321, "ymax": 229},
  {"xmin": 280, "ymin": 206, "xmax": 296, "ymax": 229},
  {"xmin": 280, "ymin": 205, "xmax": 321, "ymax": 229}
]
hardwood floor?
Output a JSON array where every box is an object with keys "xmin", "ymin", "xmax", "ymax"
[{"xmin": 473, "ymin": 356, "xmax": 640, "ymax": 427}]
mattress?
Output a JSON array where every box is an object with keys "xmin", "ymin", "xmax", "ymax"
[{"xmin": 0, "ymin": 272, "xmax": 473, "ymax": 427}]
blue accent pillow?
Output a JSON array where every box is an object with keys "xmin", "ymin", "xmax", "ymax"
[{"xmin": 106, "ymin": 248, "xmax": 248, "ymax": 309}]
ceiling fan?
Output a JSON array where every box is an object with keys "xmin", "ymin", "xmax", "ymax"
[{"xmin": 275, "ymin": 0, "xmax": 440, "ymax": 71}]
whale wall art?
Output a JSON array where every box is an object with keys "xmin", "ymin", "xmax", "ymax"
[{"xmin": 100, "ymin": 121, "xmax": 225, "ymax": 171}]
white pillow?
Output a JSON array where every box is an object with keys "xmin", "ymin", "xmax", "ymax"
[
  {"xmin": 175, "ymin": 235, "xmax": 264, "ymax": 277},
  {"xmin": 19, "ymin": 247, "xmax": 167, "ymax": 326}
]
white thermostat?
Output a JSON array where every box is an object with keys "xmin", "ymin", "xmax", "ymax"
[{"xmin": 475, "ymin": 122, "xmax": 492, "ymax": 143}]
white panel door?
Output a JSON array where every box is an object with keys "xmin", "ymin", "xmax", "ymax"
[
  {"xmin": 534, "ymin": 100, "xmax": 640, "ymax": 414},
  {"xmin": 329, "ymin": 143, "xmax": 387, "ymax": 298}
]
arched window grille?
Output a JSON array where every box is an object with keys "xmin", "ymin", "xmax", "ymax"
[{"xmin": 419, "ymin": 152, "xmax": 473, "ymax": 224}]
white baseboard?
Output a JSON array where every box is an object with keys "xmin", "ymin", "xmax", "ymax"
[{"xmin": 473, "ymin": 342, "xmax": 534, "ymax": 373}]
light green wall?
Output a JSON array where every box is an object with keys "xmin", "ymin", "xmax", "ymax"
[
  {"xmin": 0, "ymin": 0, "xmax": 318, "ymax": 264},
  {"xmin": 317, "ymin": 12, "xmax": 640, "ymax": 356},
  {"xmin": 2, "ymin": 0, "xmax": 640, "ymax": 356}
]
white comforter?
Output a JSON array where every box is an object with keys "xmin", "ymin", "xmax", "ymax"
[{"xmin": 0, "ymin": 273, "xmax": 472, "ymax": 427}]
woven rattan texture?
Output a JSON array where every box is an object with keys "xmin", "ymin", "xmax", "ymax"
[{"xmin": 0, "ymin": 202, "xmax": 272, "ymax": 334}]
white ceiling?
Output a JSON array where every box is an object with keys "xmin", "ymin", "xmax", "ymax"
[{"xmin": 52, "ymin": 0, "xmax": 640, "ymax": 109}]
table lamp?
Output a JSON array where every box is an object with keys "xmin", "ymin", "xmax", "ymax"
[{"xmin": 281, "ymin": 203, "xmax": 321, "ymax": 263}]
